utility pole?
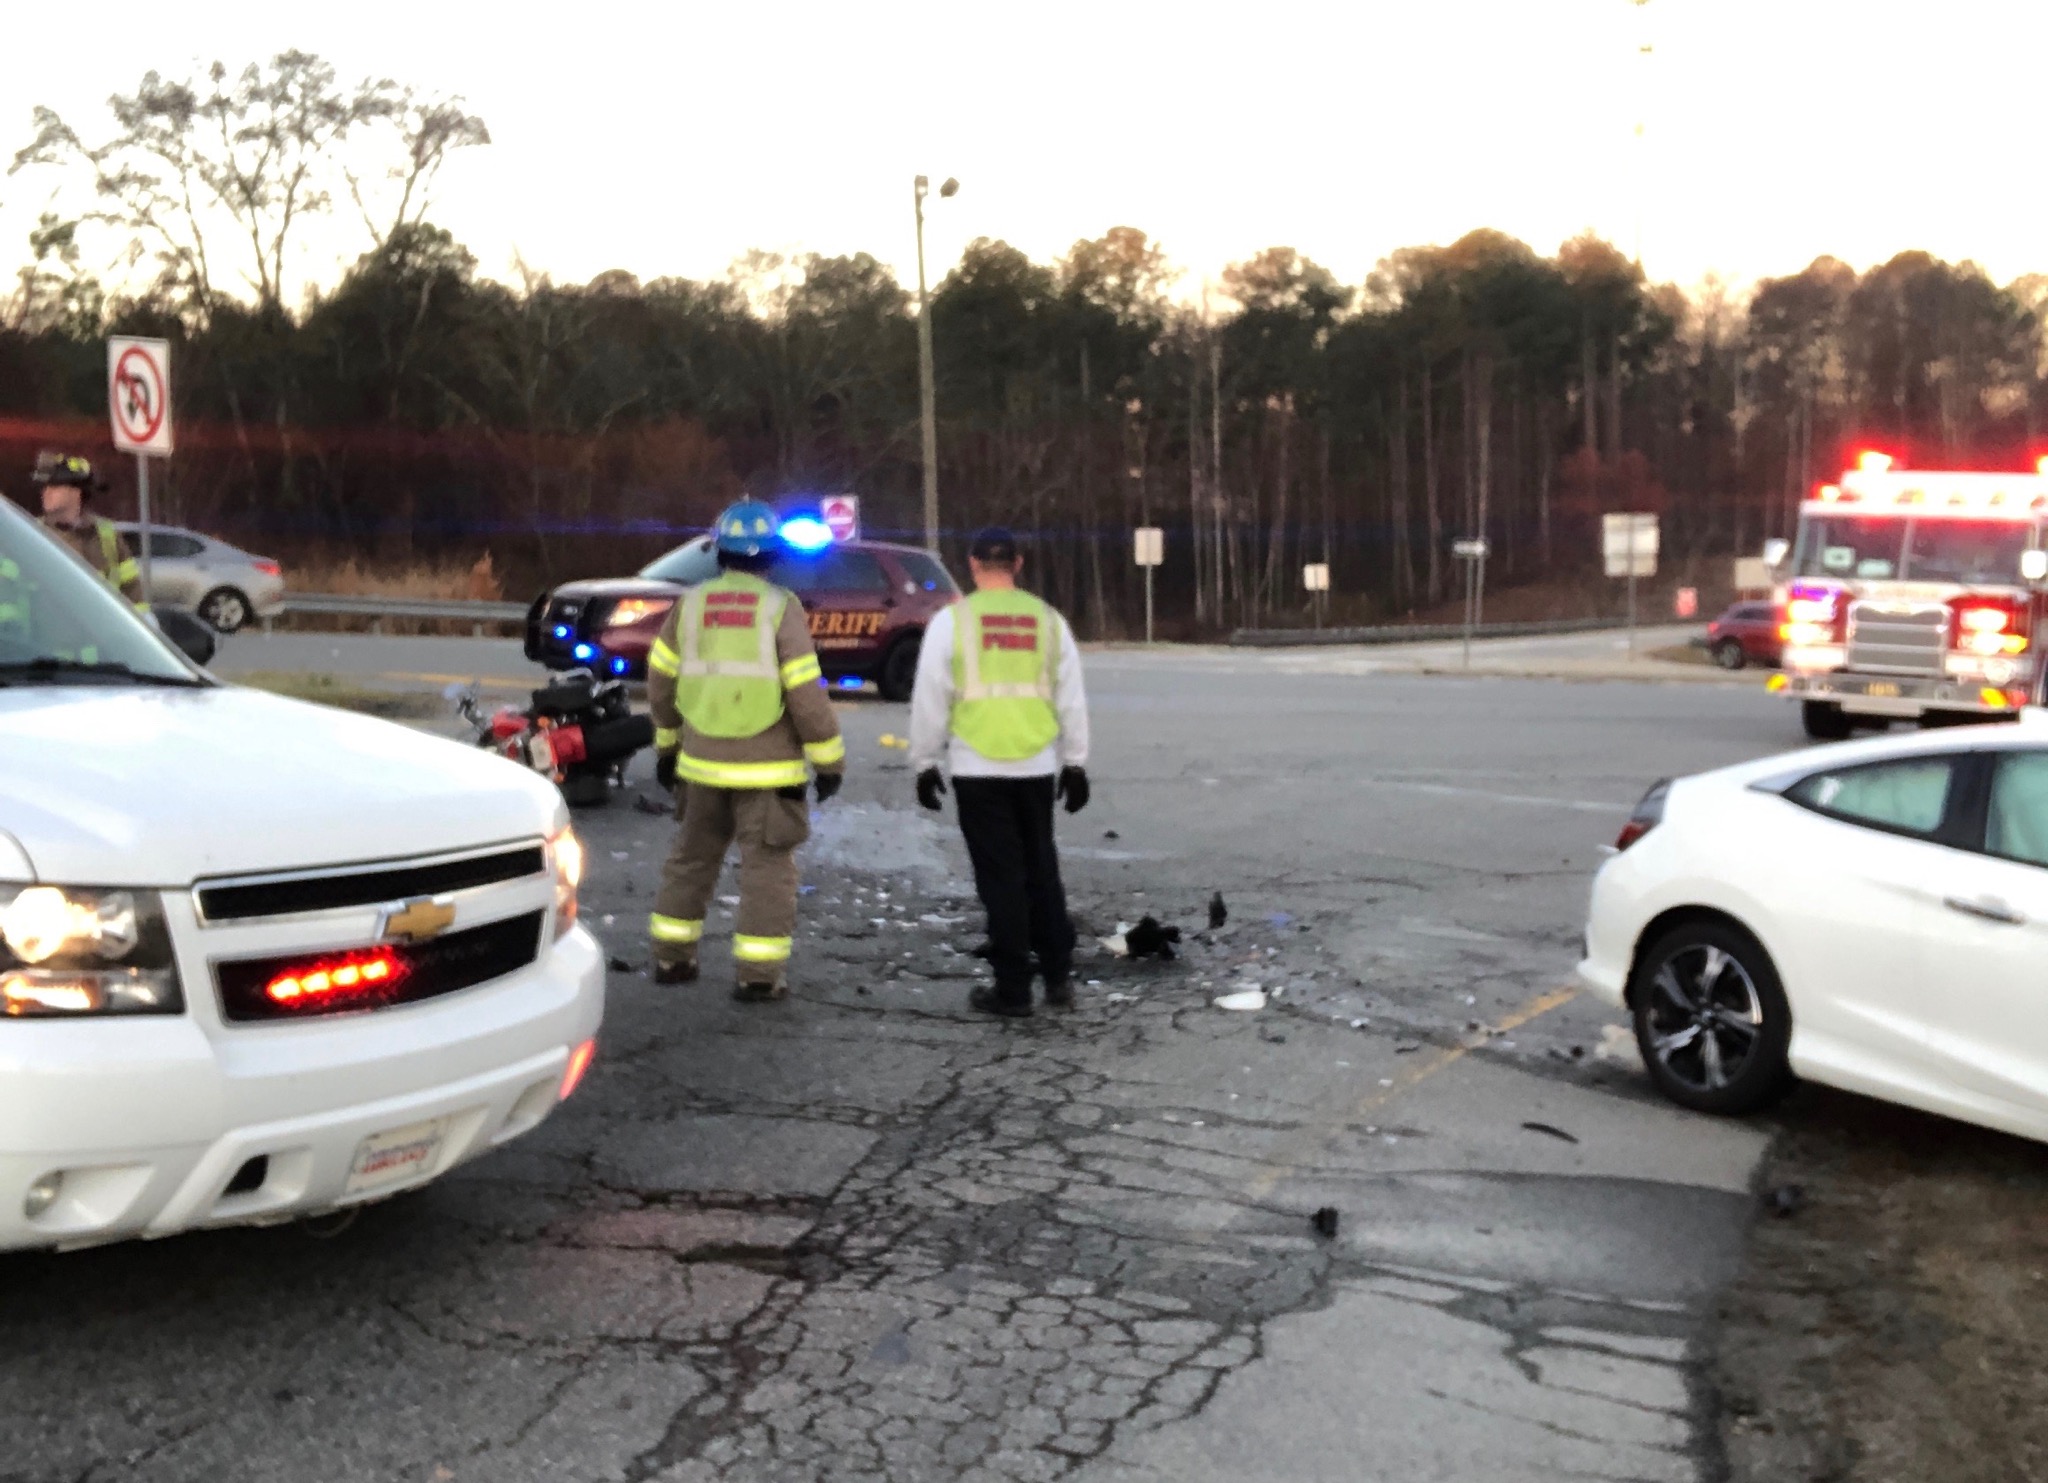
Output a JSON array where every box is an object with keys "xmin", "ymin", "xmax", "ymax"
[{"xmin": 914, "ymin": 174, "xmax": 958, "ymax": 552}]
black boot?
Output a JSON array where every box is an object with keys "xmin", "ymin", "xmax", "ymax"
[
  {"xmin": 969, "ymin": 986, "xmax": 1033, "ymax": 1019},
  {"xmin": 1042, "ymin": 976, "xmax": 1074, "ymax": 1008}
]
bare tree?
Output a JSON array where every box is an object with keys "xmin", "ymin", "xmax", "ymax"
[{"xmin": 348, "ymin": 92, "xmax": 491, "ymax": 255}]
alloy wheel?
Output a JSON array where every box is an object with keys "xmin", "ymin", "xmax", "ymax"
[{"xmin": 1642, "ymin": 943, "xmax": 1764, "ymax": 1093}]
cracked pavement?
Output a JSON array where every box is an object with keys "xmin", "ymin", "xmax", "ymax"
[{"xmin": 0, "ymin": 655, "xmax": 1807, "ymax": 1481}]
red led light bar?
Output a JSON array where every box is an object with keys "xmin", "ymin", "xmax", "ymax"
[{"xmin": 264, "ymin": 948, "xmax": 406, "ymax": 1008}]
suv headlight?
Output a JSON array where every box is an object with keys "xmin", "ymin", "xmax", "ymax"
[
  {"xmin": 0, "ymin": 885, "xmax": 183, "ymax": 1016},
  {"xmin": 546, "ymin": 829, "xmax": 584, "ymax": 938}
]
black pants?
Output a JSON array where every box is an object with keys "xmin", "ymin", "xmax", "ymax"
[{"xmin": 953, "ymin": 775, "xmax": 1075, "ymax": 1007}]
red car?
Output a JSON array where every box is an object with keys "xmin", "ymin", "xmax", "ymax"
[
  {"xmin": 1705, "ymin": 599, "xmax": 1783, "ymax": 670},
  {"xmin": 526, "ymin": 536, "xmax": 960, "ymax": 700}
]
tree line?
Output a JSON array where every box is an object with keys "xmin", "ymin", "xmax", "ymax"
[{"xmin": 6, "ymin": 52, "xmax": 2046, "ymax": 633}]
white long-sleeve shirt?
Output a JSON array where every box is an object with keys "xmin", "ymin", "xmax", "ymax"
[{"xmin": 908, "ymin": 599, "xmax": 1090, "ymax": 778}]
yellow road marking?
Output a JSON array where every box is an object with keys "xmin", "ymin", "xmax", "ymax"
[{"xmin": 1244, "ymin": 984, "xmax": 1580, "ymax": 1201}]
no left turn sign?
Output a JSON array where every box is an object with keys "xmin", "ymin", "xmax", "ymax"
[{"xmin": 108, "ymin": 337, "xmax": 173, "ymax": 455}]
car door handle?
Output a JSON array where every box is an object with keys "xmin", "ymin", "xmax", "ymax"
[{"xmin": 1944, "ymin": 895, "xmax": 2027, "ymax": 926}]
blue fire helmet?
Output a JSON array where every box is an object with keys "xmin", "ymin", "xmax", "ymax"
[{"xmin": 713, "ymin": 499, "xmax": 781, "ymax": 558}]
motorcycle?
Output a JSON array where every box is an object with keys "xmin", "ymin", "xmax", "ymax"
[{"xmin": 448, "ymin": 668, "xmax": 654, "ymax": 808}]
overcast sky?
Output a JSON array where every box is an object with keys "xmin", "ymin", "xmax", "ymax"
[{"xmin": 6, "ymin": 0, "xmax": 2044, "ymax": 306}]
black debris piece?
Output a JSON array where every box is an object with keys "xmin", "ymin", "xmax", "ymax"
[
  {"xmin": 1260, "ymin": 1030, "xmax": 1287, "ymax": 1044},
  {"xmin": 1208, "ymin": 891, "xmax": 1228, "ymax": 930},
  {"xmin": 1311, "ymin": 1206, "xmax": 1340, "ymax": 1240},
  {"xmin": 1123, "ymin": 915, "xmax": 1182, "ymax": 960},
  {"xmin": 1395, "ymin": 1041, "xmax": 1422, "ymax": 1054},
  {"xmin": 1570, "ymin": 1045, "xmax": 1586, "ymax": 1060},
  {"xmin": 855, "ymin": 985, "xmax": 869, "ymax": 996},
  {"xmin": 632, "ymin": 793, "xmax": 669, "ymax": 816},
  {"xmin": 1104, "ymin": 829, "xmax": 1121, "ymax": 840},
  {"xmin": 605, "ymin": 955, "xmax": 637, "ymax": 973},
  {"xmin": 1520, "ymin": 1121, "xmax": 1581, "ymax": 1145},
  {"xmin": 1768, "ymin": 1184, "xmax": 1806, "ymax": 1218}
]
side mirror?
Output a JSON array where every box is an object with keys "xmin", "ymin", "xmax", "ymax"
[
  {"xmin": 155, "ymin": 607, "xmax": 217, "ymax": 668},
  {"xmin": 1762, "ymin": 538, "xmax": 1790, "ymax": 569},
  {"xmin": 2024, "ymin": 550, "xmax": 2048, "ymax": 583}
]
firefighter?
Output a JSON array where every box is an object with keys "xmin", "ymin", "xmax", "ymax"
[
  {"xmin": 909, "ymin": 527, "xmax": 1090, "ymax": 1018},
  {"xmin": 31, "ymin": 453, "xmax": 148, "ymax": 611},
  {"xmin": 646, "ymin": 500, "xmax": 846, "ymax": 1000}
]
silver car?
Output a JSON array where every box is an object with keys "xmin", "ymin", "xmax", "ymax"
[{"xmin": 113, "ymin": 523, "xmax": 285, "ymax": 632}]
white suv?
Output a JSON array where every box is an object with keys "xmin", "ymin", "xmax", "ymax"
[{"xmin": 0, "ymin": 498, "xmax": 604, "ymax": 1252}]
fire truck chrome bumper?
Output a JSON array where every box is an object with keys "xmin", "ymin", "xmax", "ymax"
[{"xmin": 1784, "ymin": 672, "xmax": 2025, "ymax": 715}]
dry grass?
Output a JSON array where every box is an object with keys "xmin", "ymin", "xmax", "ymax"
[
  {"xmin": 232, "ymin": 671, "xmax": 445, "ymax": 719},
  {"xmin": 286, "ymin": 553, "xmax": 504, "ymax": 602}
]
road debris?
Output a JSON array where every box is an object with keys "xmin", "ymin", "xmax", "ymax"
[
  {"xmin": 1311, "ymin": 1206, "xmax": 1340, "ymax": 1239},
  {"xmin": 1767, "ymin": 1183, "xmax": 1807, "ymax": 1218},
  {"xmin": 605, "ymin": 955, "xmax": 637, "ymax": 973},
  {"xmin": 1595, "ymin": 1024, "xmax": 1644, "ymax": 1067},
  {"xmin": 1214, "ymin": 989, "xmax": 1266, "ymax": 1011},
  {"xmin": 632, "ymin": 793, "xmax": 669, "ymax": 815},
  {"xmin": 1104, "ymin": 829, "xmax": 1120, "ymax": 839},
  {"xmin": 1124, "ymin": 916, "xmax": 1182, "ymax": 959},
  {"xmin": 1520, "ymin": 1121, "xmax": 1581, "ymax": 1145},
  {"xmin": 876, "ymin": 733, "xmax": 910, "ymax": 750},
  {"xmin": 1208, "ymin": 891, "xmax": 1228, "ymax": 929}
]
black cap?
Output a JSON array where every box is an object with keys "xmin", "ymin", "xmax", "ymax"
[{"xmin": 969, "ymin": 527, "xmax": 1019, "ymax": 563}]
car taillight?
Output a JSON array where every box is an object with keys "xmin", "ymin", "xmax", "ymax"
[
  {"xmin": 1615, "ymin": 779, "xmax": 1670, "ymax": 851},
  {"xmin": 251, "ymin": 559, "xmax": 282, "ymax": 577}
]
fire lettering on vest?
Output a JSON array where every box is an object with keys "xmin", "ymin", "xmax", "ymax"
[
  {"xmin": 705, "ymin": 591, "xmax": 759, "ymax": 607},
  {"xmin": 980, "ymin": 612, "xmax": 1039, "ymax": 651},
  {"xmin": 703, "ymin": 610, "xmax": 757, "ymax": 629},
  {"xmin": 983, "ymin": 632, "xmax": 1038, "ymax": 652}
]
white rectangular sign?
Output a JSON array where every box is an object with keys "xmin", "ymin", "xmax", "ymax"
[
  {"xmin": 1452, "ymin": 538, "xmax": 1489, "ymax": 559},
  {"xmin": 1302, "ymin": 562, "xmax": 1330, "ymax": 592},
  {"xmin": 1133, "ymin": 527, "xmax": 1164, "ymax": 567},
  {"xmin": 1602, "ymin": 512, "xmax": 1659, "ymax": 578},
  {"xmin": 108, "ymin": 337, "xmax": 173, "ymax": 455}
]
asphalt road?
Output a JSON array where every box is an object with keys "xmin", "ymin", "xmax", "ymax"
[{"xmin": 1, "ymin": 647, "xmax": 1812, "ymax": 1483}]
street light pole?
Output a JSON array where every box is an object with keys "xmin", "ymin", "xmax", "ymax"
[{"xmin": 914, "ymin": 174, "xmax": 957, "ymax": 553}]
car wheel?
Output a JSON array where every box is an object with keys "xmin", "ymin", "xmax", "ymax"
[
  {"xmin": 1801, "ymin": 700, "xmax": 1853, "ymax": 740},
  {"xmin": 560, "ymin": 768, "xmax": 611, "ymax": 808},
  {"xmin": 198, "ymin": 586, "xmax": 252, "ymax": 633},
  {"xmin": 877, "ymin": 636, "xmax": 921, "ymax": 703},
  {"xmin": 1629, "ymin": 920, "xmax": 1794, "ymax": 1116},
  {"xmin": 1711, "ymin": 639, "xmax": 1746, "ymax": 670}
]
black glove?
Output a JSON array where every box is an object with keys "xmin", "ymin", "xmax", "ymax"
[
  {"xmin": 655, "ymin": 751, "xmax": 677, "ymax": 792},
  {"xmin": 916, "ymin": 767, "xmax": 947, "ymax": 812},
  {"xmin": 813, "ymin": 770, "xmax": 843, "ymax": 803},
  {"xmin": 1057, "ymin": 765, "xmax": 1090, "ymax": 814}
]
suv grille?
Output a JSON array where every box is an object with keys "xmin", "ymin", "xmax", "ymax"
[
  {"xmin": 1847, "ymin": 602, "xmax": 1948, "ymax": 676},
  {"xmin": 197, "ymin": 846, "xmax": 546, "ymax": 923},
  {"xmin": 215, "ymin": 910, "xmax": 546, "ymax": 1022}
]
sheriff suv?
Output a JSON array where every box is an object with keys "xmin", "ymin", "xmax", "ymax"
[
  {"xmin": 0, "ymin": 495, "xmax": 603, "ymax": 1253},
  {"xmin": 526, "ymin": 534, "xmax": 959, "ymax": 701}
]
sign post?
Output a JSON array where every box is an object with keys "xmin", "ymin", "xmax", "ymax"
[
  {"xmin": 1602, "ymin": 513, "xmax": 1660, "ymax": 656},
  {"xmin": 821, "ymin": 494, "xmax": 860, "ymax": 544},
  {"xmin": 1302, "ymin": 562, "xmax": 1330, "ymax": 629},
  {"xmin": 1133, "ymin": 526, "xmax": 1163, "ymax": 644},
  {"xmin": 108, "ymin": 337, "xmax": 174, "ymax": 607},
  {"xmin": 1452, "ymin": 538, "xmax": 1489, "ymax": 667}
]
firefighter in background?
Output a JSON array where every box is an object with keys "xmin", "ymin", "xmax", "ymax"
[
  {"xmin": 909, "ymin": 527, "xmax": 1091, "ymax": 1018},
  {"xmin": 32, "ymin": 453, "xmax": 148, "ymax": 611},
  {"xmin": 646, "ymin": 500, "xmax": 846, "ymax": 1001}
]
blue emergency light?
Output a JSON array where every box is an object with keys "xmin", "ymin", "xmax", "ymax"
[
  {"xmin": 780, "ymin": 516, "xmax": 834, "ymax": 552},
  {"xmin": 552, "ymin": 624, "xmax": 572, "ymax": 640},
  {"xmin": 839, "ymin": 675, "xmax": 863, "ymax": 690},
  {"xmin": 573, "ymin": 643, "xmax": 596, "ymax": 662},
  {"xmin": 610, "ymin": 657, "xmax": 630, "ymax": 675}
]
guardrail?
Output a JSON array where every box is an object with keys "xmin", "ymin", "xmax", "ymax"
[
  {"xmin": 270, "ymin": 594, "xmax": 531, "ymax": 634},
  {"xmin": 1229, "ymin": 617, "xmax": 1634, "ymax": 648}
]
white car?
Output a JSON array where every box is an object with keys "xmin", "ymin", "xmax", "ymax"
[
  {"xmin": 1579, "ymin": 720, "xmax": 2048, "ymax": 1143},
  {"xmin": 112, "ymin": 522, "xmax": 285, "ymax": 633},
  {"xmin": 0, "ymin": 497, "xmax": 603, "ymax": 1252}
]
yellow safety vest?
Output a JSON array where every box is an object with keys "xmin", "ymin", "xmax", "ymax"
[
  {"xmin": 0, "ymin": 556, "xmax": 24, "ymax": 632},
  {"xmin": 949, "ymin": 589, "xmax": 1060, "ymax": 761},
  {"xmin": 673, "ymin": 571, "xmax": 792, "ymax": 739}
]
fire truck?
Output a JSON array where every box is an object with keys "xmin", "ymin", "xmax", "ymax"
[{"xmin": 1770, "ymin": 452, "xmax": 2048, "ymax": 739}]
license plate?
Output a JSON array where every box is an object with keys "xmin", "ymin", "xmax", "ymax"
[
  {"xmin": 1865, "ymin": 682, "xmax": 1901, "ymax": 698},
  {"xmin": 345, "ymin": 1118, "xmax": 447, "ymax": 1194}
]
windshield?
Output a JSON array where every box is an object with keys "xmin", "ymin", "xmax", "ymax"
[
  {"xmin": 639, "ymin": 539, "xmax": 718, "ymax": 585},
  {"xmin": 1903, "ymin": 519, "xmax": 2032, "ymax": 584},
  {"xmin": 1794, "ymin": 513, "xmax": 2034, "ymax": 586},
  {"xmin": 0, "ymin": 500, "xmax": 202, "ymax": 683}
]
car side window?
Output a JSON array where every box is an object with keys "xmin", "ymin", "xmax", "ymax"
[
  {"xmin": 895, "ymin": 551, "xmax": 959, "ymax": 595},
  {"xmin": 776, "ymin": 549, "xmax": 891, "ymax": 595},
  {"xmin": 1985, "ymin": 753, "xmax": 2048, "ymax": 867},
  {"xmin": 128, "ymin": 532, "xmax": 201, "ymax": 559},
  {"xmin": 1787, "ymin": 756, "xmax": 1957, "ymax": 837}
]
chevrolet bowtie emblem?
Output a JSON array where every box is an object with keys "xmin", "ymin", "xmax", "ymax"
[{"xmin": 381, "ymin": 897, "xmax": 456, "ymax": 943}]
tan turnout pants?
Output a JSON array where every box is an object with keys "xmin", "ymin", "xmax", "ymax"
[{"xmin": 652, "ymin": 784, "xmax": 810, "ymax": 978}]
